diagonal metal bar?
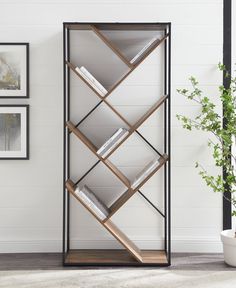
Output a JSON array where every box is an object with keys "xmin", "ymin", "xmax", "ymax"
[
  {"xmin": 75, "ymin": 100, "xmax": 103, "ymax": 128},
  {"xmin": 135, "ymin": 130, "xmax": 162, "ymax": 157},
  {"xmin": 74, "ymin": 160, "xmax": 101, "ymax": 186},
  {"xmin": 138, "ymin": 190, "xmax": 165, "ymax": 218}
]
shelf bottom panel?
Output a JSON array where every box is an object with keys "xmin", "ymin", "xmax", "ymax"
[{"xmin": 64, "ymin": 249, "xmax": 168, "ymax": 265}]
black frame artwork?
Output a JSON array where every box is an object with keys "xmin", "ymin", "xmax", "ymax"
[
  {"xmin": 0, "ymin": 43, "xmax": 29, "ymax": 98},
  {"xmin": 0, "ymin": 104, "xmax": 29, "ymax": 160}
]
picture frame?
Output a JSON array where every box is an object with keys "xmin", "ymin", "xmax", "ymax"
[
  {"xmin": 0, "ymin": 105, "xmax": 29, "ymax": 159},
  {"xmin": 0, "ymin": 43, "xmax": 29, "ymax": 98}
]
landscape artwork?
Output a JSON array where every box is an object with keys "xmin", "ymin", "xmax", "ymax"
[
  {"xmin": 0, "ymin": 51, "xmax": 21, "ymax": 91},
  {"xmin": 0, "ymin": 106, "xmax": 29, "ymax": 159},
  {"xmin": 0, "ymin": 44, "xmax": 29, "ymax": 98},
  {"xmin": 0, "ymin": 113, "xmax": 21, "ymax": 152}
]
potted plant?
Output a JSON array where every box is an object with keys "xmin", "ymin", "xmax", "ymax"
[{"xmin": 176, "ymin": 64, "xmax": 236, "ymax": 266}]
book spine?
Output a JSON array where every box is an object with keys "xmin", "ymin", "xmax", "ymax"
[
  {"xmin": 100, "ymin": 131, "xmax": 129, "ymax": 158},
  {"xmin": 80, "ymin": 66, "xmax": 108, "ymax": 95},
  {"xmin": 130, "ymin": 37, "xmax": 157, "ymax": 64},
  {"xmin": 97, "ymin": 128, "xmax": 127, "ymax": 155},
  {"xmin": 75, "ymin": 67, "xmax": 105, "ymax": 96}
]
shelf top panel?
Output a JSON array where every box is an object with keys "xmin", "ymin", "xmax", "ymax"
[{"xmin": 64, "ymin": 23, "xmax": 169, "ymax": 31}]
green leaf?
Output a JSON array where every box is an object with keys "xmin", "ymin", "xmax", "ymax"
[{"xmin": 176, "ymin": 63, "xmax": 236, "ymax": 212}]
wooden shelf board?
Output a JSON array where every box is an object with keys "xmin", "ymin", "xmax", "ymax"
[
  {"xmin": 108, "ymin": 154, "xmax": 169, "ymax": 218},
  {"xmin": 132, "ymin": 34, "xmax": 169, "ymax": 67},
  {"xmin": 141, "ymin": 250, "xmax": 168, "ymax": 264},
  {"xmin": 103, "ymin": 34, "xmax": 168, "ymax": 99},
  {"xmin": 67, "ymin": 121, "xmax": 130, "ymax": 187},
  {"xmin": 104, "ymin": 219, "xmax": 142, "ymax": 262},
  {"xmin": 102, "ymin": 130, "xmax": 131, "ymax": 160},
  {"xmin": 66, "ymin": 179, "xmax": 142, "ymax": 263},
  {"xmin": 66, "ymin": 61, "xmax": 132, "ymax": 128},
  {"xmin": 95, "ymin": 23, "xmax": 168, "ymax": 31},
  {"xmin": 66, "ymin": 179, "xmax": 109, "ymax": 224},
  {"xmin": 65, "ymin": 23, "xmax": 168, "ymax": 31},
  {"xmin": 66, "ymin": 61, "xmax": 105, "ymax": 99},
  {"xmin": 66, "ymin": 39, "xmax": 168, "ymax": 130},
  {"xmin": 66, "ymin": 37, "xmax": 168, "ymax": 105},
  {"xmin": 132, "ymin": 95, "xmax": 168, "ymax": 130},
  {"xmin": 67, "ymin": 121, "xmax": 98, "ymax": 153},
  {"xmin": 104, "ymin": 159, "xmax": 130, "ymax": 188},
  {"xmin": 91, "ymin": 24, "xmax": 133, "ymax": 68},
  {"xmin": 103, "ymin": 95, "xmax": 167, "ymax": 159},
  {"xmin": 133, "ymin": 154, "xmax": 169, "ymax": 192},
  {"xmin": 64, "ymin": 249, "xmax": 168, "ymax": 265},
  {"xmin": 108, "ymin": 189, "xmax": 135, "ymax": 218}
]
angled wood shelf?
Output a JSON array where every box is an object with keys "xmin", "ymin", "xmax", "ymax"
[
  {"xmin": 67, "ymin": 121, "xmax": 131, "ymax": 187},
  {"xmin": 90, "ymin": 24, "xmax": 133, "ymax": 69},
  {"xmin": 67, "ymin": 94, "xmax": 168, "ymax": 162},
  {"xmin": 107, "ymin": 154, "xmax": 169, "ymax": 219},
  {"xmin": 65, "ymin": 23, "xmax": 169, "ymax": 31},
  {"xmin": 63, "ymin": 22, "xmax": 171, "ymax": 267},
  {"xmin": 66, "ymin": 61, "xmax": 132, "ymax": 127},
  {"xmin": 103, "ymin": 94, "xmax": 168, "ymax": 159},
  {"xmin": 66, "ymin": 33, "xmax": 168, "ymax": 102},
  {"xmin": 66, "ymin": 179, "xmax": 142, "ymax": 262},
  {"xmin": 64, "ymin": 250, "xmax": 168, "ymax": 265},
  {"xmin": 132, "ymin": 95, "xmax": 168, "ymax": 130}
]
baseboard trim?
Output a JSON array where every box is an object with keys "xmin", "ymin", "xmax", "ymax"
[{"xmin": 0, "ymin": 238, "xmax": 222, "ymax": 253}]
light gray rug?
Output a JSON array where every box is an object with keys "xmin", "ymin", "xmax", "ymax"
[{"xmin": 1, "ymin": 269, "xmax": 236, "ymax": 288}]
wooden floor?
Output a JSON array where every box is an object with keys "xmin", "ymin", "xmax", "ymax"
[
  {"xmin": 0, "ymin": 253, "xmax": 230, "ymax": 271},
  {"xmin": 64, "ymin": 249, "xmax": 168, "ymax": 265}
]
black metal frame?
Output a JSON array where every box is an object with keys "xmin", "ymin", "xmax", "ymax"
[
  {"xmin": 223, "ymin": 0, "xmax": 232, "ymax": 230},
  {"xmin": 0, "ymin": 43, "xmax": 29, "ymax": 99},
  {"xmin": 0, "ymin": 104, "xmax": 29, "ymax": 160},
  {"xmin": 63, "ymin": 22, "xmax": 171, "ymax": 266}
]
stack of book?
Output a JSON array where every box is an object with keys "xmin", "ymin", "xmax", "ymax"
[
  {"xmin": 75, "ymin": 66, "xmax": 108, "ymax": 97},
  {"xmin": 97, "ymin": 128, "xmax": 129, "ymax": 158},
  {"xmin": 131, "ymin": 157, "xmax": 160, "ymax": 189},
  {"xmin": 75, "ymin": 185, "xmax": 109, "ymax": 220},
  {"xmin": 130, "ymin": 37, "xmax": 159, "ymax": 64}
]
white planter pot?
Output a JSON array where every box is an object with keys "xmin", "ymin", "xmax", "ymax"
[{"xmin": 221, "ymin": 229, "xmax": 236, "ymax": 267}]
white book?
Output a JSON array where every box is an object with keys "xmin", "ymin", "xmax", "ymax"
[
  {"xmin": 80, "ymin": 66, "xmax": 108, "ymax": 95},
  {"xmin": 131, "ymin": 158, "xmax": 160, "ymax": 189},
  {"xmin": 97, "ymin": 128, "xmax": 128, "ymax": 155},
  {"xmin": 82, "ymin": 185, "xmax": 109, "ymax": 216},
  {"xmin": 75, "ymin": 67, "xmax": 106, "ymax": 97},
  {"xmin": 130, "ymin": 37, "xmax": 158, "ymax": 64},
  {"xmin": 75, "ymin": 190, "xmax": 108, "ymax": 220},
  {"xmin": 75, "ymin": 185, "xmax": 109, "ymax": 220},
  {"xmin": 100, "ymin": 131, "xmax": 129, "ymax": 158},
  {"xmin": 80, "ymin": 192, "xmax": 108, "ymax": 220}
]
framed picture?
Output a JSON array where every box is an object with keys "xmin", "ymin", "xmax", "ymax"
[
  {"xmin": 0, "ymin": 43, "xmax": 29, "ymax": 98},
  {"xmin": 0, "ymin": 105, "xmax": 29, "ymax": 159}
]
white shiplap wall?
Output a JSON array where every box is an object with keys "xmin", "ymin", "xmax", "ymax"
[{"xmin": 0, "ymin": 0, "xmax": 223, "ymax": 252}]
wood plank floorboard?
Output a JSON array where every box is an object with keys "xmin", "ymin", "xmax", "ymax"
[{"xmin": 0, "ymin": 253, "xmax": 231, "ymax": 271}]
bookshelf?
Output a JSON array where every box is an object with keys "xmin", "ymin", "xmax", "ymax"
[{"xmin": 63, "ymin": 22, "xmax": 171, "ymax": 266}]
